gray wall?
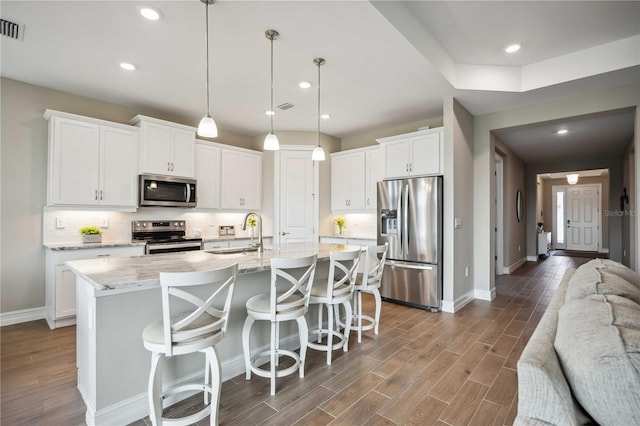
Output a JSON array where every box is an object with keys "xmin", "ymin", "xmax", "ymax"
[
  {"xmin": 622, "ymin": 140, "xmax": 636, "ymax": 268},
  {"xmin": 341, "ymin": 117, "xmax": 443, "ymax": 151},
  {"xmin": 0, "ymin": 78, "xmax": 254, "ymax": 314},
  {"xmin": 474, "ymin": 84, "xmax": 638, "ymax": 295},
  {"xmin": 495, "ymin": 137, "xmax": 527, "ymax": 270},
  {"xmin": 541, "ymin": 175, "xmax": 610, "ymax": 251}
]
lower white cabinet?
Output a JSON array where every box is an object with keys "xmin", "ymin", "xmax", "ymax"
[
  {"xmin": 538, "ymin": 232, "xmax": 552, "ymax": 256},
  {"xmin": 45, "ymin": 245, "xmax": 144, "ymax": 329},
  {"xmin": 204, "ymin": 237, "xmax": 273, "ymax": 251}
]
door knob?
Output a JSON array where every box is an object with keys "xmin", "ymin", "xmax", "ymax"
[{"xmin": 281, "ymin": 232, "xmax": 290, "ymax": 236}]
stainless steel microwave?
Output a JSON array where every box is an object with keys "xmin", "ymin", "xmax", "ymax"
[{"xmin": 139, "ymin": 174, "xmax": 197, "ymax": 207}]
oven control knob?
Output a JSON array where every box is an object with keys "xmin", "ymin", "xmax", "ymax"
[{"xmin": 179, "ymin": 221, "xmax": 184, "ymax": 226}]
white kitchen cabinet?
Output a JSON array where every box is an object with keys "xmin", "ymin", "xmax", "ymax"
[
  {"xmin": 195, "ymin": 141, "xmax": 221, "ymax": 209},
  {"xmin": 45, "ymin": 245, "xmax": 144, "ymax": 329},
  {"xmin": 331, "ymin": 151, "xmax": 365, "ymax": 211},
  {"xmin": 131, "ymin": 115, "xmax": 196, "ymax": 178},
  {"xmin": 220, "ymin": 147, "xmax": 263, "ymax": 210},
  {"xmin": 331, "ymin": 146, "xmax": 381, "ymax": 213},
  {"xmin": 365, "ymin": 148, "xmax": 382, "ymax": 210},
  {"xmin": 377, "ymin": 128, "xmax": 443, "ymax": 179},
  {"xmin": 44, "ymin": 110, "xmax": 138, "ymax": 208},
  {"xmin": 538, "ymin": 232, "xmax": 552, "ymax": 256},
  {"xmin": 203, "ymin": 241, "xmax": 229, "ymax": 250}
]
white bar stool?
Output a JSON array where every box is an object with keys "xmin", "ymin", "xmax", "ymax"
[
  {"xmin": 241, "ymin": 254, "xmax": 317, "ymax": 395},
  {"xmin": 351, "ymin": 243, "xmax": 388, "ymax": 343},
  {"xmin": 308, "ymin": 248, "xmax": 361, "ymax": 365},
  {"xmin": 142, "ymin": 263, "xmax": 238, "ymax": 426}
]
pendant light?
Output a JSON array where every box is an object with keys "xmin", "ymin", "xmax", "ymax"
[
  {"xmin": 263, "ymin": 29, "xmax": 280, "ymax": 150},
  {"xmin": 312, "ymin": 57, "xmax": 326, "ymax": 161},
  {"xmin": 197, "ymin": 0, "xmax": 218, "ymax": 138}
]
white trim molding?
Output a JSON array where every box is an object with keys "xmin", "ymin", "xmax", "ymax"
[
  {"xmin": 474, "ymin": 287, "xmax": 496, "ymax": 301},
  {"xmin": 598, "ymin": 248, "xmax": 610, "ymax": 254},
  {"xmin": 441, "ymin": 290, "xmax": 474, "ymax": 313},
  {"xmin": 526, "ymin": 256, "xmax": 539, "ymax": 262},
  {"xmin": 0, "ymin": 306, "xmax": 46, "ymax": 327},
  {"xmin": 502, "ymin": 257, "xmax": 526, "ymax": 274}
]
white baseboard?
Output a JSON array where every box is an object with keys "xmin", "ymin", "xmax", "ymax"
[
  {"xmin": 0, "ymin": 306, "xmax": 46, "ymax": 327},
  {"xmin": 46, "ymin": 316, "xmax": 76, "ymax": 329},
  {"xmin": 599, "ymin": 248, "xmax": 609, "ymax": 254},
  {"xmin": 526, "ymin": 256, "xmax": 538, "ymax": 262},
  {"xmin": 474, "ymin": 287, "xmax": 496, "ymax": 301},
  {"xmin": 85, "ymin": 333, "xmax": 300, "ymax": 425},
  {"xmin": 441, "ymin": 290, "xmax": 474, "ymax": 313},
  {"xmin": 502, "ymin": 257, "xmax": 526, "ymax": 274}
]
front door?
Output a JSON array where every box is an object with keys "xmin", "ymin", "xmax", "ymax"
[
  {"xmin": 566, "ymin": 185, "xmax": 599, "ymax": 251},
  {"xmin": 277, "ymin": 148, "xmax": 317, "ymax": 244}
]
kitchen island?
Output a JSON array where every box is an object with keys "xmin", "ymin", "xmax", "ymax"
[{"xmin": 67, "ymin": 242, "xmax": 360, "ymax": 426}]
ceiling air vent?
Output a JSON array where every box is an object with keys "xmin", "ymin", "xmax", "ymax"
[
  {"xmin": 277, "ymin": 102, "xmax": 294, "ymax": 111},
  {"xmin": 1, "ymin": 18, "xmax": 24, "ymax": 41}
]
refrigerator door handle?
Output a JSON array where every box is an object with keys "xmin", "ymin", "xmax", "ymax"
[
  {"xmin": 397, "ymin": 183, "xmax": 403, "ymax": 256},
  {"xmin": 387, "ymin": 260, "xmax": 434, "ymax": 270},
  {"xmin": 403, "ymin": 183, "xmax": 409, "ymax": 258}
]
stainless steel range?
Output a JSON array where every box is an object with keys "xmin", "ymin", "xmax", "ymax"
[{"xmin": 132, "ymin": 220, "xmax": 203, "ymax": 255}]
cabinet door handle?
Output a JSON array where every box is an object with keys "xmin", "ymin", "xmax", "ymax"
[
  {"xmin": 99, "ymin": 190, "xmax": 103, "ymax": 200},
  {"xmin": 171, "ymin": 162, "xmax": 174, "ymax": 171},
  {"xmin": 281, "ymin": 232, "xmax": 290, "ymax": 236},
  {"xmin": 95, "ymin": 190, "xmax": 98, "ymax": 200},
  {"xmin": 367, "ymin": 198, "xmax": 370, "ymax": 206},
  {"xmin": 167, "ymin": 162, "xmax": 171, "ymax": 171},
  {"xmin": 96, "ymin": 254, "xmax": 110, "ymax": 257}
]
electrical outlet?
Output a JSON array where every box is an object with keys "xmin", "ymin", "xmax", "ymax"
[
  {"xmin": 518, "ymin": 245, "xmax": 521, "ymax": 252},
  {"xmin": 454, "ymin": 218, "xmax": 462, "ymax": 229},
  {"xmin": 208, "ymin": 217, "xmax": 215, "ymax": 227},
  {"xmin": 100, "ymin": 218, "xmax": 109, "ymax": 228},
  {"xmin": 465, "ymin": 266, "xmax": 469, "ymax": 278},
  {"xmin": 56, "ymin": 217, "xmax": 65, "ymax": 229}
]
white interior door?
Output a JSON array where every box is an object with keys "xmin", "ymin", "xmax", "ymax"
[
  {"xmin": 566, "ymin": 185, "xmax": 599, "ymax": 251},
  {"xmin": 277, "ymin": 148, "xmax": 317, "ymax": 243}
]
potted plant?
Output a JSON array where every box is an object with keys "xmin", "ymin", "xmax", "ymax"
[
  {"xmin": 80, "ymin": 225, "xmax": 102, "ymax": 243},
  {"xmin": 247, "ymin": 214, "xmax": 257, "ymax": 239},
  {"xmin": 334, "ymin": 217, "xmax": 346, "ymax": 235}
]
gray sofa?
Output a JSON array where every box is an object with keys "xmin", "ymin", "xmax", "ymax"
[{"xmin": 516, "ymin": 259, "xmax": 640, "ymax": 426}]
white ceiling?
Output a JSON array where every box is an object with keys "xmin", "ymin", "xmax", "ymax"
[{"xmin": 1, "ymin": 1, "xmax": 638, "ymax": 151}]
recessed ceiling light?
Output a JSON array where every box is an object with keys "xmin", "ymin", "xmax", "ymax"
[
  {"xmin": 140, "ymin": 7, "xmax": 160, "ymax": 21},
  {"xmin": 120, "ymin": 62, "xmax": 136, "ymax": 71},
  {"xmin": 298, "ymin": 81, "xmax": 312, "ymax": 89},
  {"xmin": 321, "ymin": 114, "xmax": 330, "ymax": 120},
  {"xmin": 557, "ymin": 129, "xmax": 568, "ymax": 135},
  {"xmin": 265, "ymin": 110, "xmax": 275, "ymax": 116},
  {"xmin": 505, "ymin": 43, "xmax": 521, "ymax": 53}
]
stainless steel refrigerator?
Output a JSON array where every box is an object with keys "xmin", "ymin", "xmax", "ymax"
[{"xmin": 378, "ymin": 176, "xmax": 442, "ymax": 312}]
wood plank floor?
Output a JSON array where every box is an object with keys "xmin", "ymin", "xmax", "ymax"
[{"xmin": 1, "ymin": 255, "xmax": 591, "ymax": 425}]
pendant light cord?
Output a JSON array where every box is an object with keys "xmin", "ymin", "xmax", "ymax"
[
  {"xmin": 317, "ymin": 60, "xmax": 321, "ymax": 146},
  {"xmin": 270, "ymin": 35, "xmax": 274, "ymax": 133},
  {"xmin": 205, "ymin": 2, "xmax": 211, "ymax": 115}
]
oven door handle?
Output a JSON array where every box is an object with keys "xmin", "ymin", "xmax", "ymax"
[
  {"xmin": 186, "ymin": 183, "xmax": 191, "ymax": 203},
  {"xmin": 147, "ymin": 243, "xmax": 202, "ymax": 251}
]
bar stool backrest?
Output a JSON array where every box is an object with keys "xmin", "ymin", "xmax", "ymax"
[
  {"xmin": 326, "ymin": 249, "xmax": 361, "ymax": 299},
  {"xmin": 270, "ymin": 254, "xmax": 317, "ymax": 321},
  {"xmin": 361, "ymin": 243, "xmax": 389, "ymax": 288},
  {"xmin": 159, "ymin": 263, "xmax": 239, "ymax": 356}
]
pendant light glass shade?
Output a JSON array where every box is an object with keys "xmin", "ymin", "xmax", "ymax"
[
  {"xmin": 197, "ymin": 0, "xmax": 218, "ymax": 138},
  {"xmin": 312, "ymin": 57, "xmax": 326, "ymax": 161},
  {"xmin": 198, "ymin": 114, "xmax": 218, "ymax": 137},
  {"xmin": 264, "ymin": 132, "xmax": 279, "ymax": 150},
  {"xmin": 263, "ymin": 29, "xmax": 280, "ymax": 150},
  {"xmin": 312, "ymin": 145, "xmax": 325, "ymax": 161}
]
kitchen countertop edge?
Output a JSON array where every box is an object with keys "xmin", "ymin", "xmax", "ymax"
[{"xmin": 44, "ymin": 241, "xmax": 147, "ymax": 250}]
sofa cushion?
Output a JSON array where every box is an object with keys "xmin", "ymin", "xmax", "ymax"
[
  {"xmin": 565, "ymin": 259, "xmax": 640, "ymax": 305},
  {"xmin": 516, "ymin": 269, "xmax": 586, "ymax": 426},
  {"xmin": 555, "ymin": 287, "xmax": 640, "ymax": 425}
]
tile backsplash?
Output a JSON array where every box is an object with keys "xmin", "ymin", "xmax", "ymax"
[{"xmin": 42, "ymin": 208, "xmax": 270, "ymax": 244}]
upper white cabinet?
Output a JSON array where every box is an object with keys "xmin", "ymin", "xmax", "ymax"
[
  {"xmin": 44, "ymin": 110, "xmax": 138, "ymax": 208},
  {"xmin": 331, "ymin": 146, "xmax": 381, "ymax": 213},
  {"xmin": 130, "ymin": 115, "xmax": 196, "ymax": 178},
  {"xmin": 220, "ymin": 147, "xmax": 262, "ymax": 210},
  {"xmin": 377, "ymin": 128, "xmax": 443, "ymax": 179},
  {"xmin": 195, "ymin": 140, "xmax": 221, "ymax": 209}
]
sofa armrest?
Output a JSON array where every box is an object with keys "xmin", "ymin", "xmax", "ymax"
[{"xmin": 516, "ymin": 269, "xmax": 581, "ymax": 426}]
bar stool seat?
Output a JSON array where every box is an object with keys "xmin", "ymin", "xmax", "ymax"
[
  {"xmin": 242, "ymin": 254, "xmax": 317, "ymax": 395},
  {"xmin": 142, "ymin": 263, "xmax": 238, "ymax": 426},
  {"xmin": 308, "ymin": 248, "xmax": 361, "ymax": 365}
]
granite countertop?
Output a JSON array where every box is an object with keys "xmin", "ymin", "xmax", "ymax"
[
  {"xmin": 66, "ymin": 242, "xmax": 362, "ymax": 293},
  {"xmin": 319, "ymin": 235, "xmax": 376, "ymax": 241},
  {"xmin": 202, "ymin": 235, "xmax": 273, "ymax": 243},
  {"xmin": 44, "ymin": 240, "xmax": 147, "ymax": 250}
]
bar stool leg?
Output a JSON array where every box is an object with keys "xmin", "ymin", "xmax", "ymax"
[
  {"xmin": 373, "ymin": 289, "xmax": 382, "ymax": 335},
  {"xmin": 327, "ymin": 304, "xmax": 333, "ymax": 365},
  {"xmin": 204, "ymin": 355, "xmax": 210, "ymax": 405},
  {"xmin": 317, "ymin": 304, "xmax": 323, "ymax": 343},
  {"xmin": 275, "ymin": 321, "xmax": 280, "ymax": 367},
  {"xmin": 148, "ymin": 352, "xmax": 163, "ymax": 426},
  {"xmin": 358, "ymin": 291, "xmax": 363, "ymax": 343},
  {"xmin": 205, "ymin": 346, "xmax": 221, "ymax": 426},
  {"xmin": 270, "ymin": 321, "xmax": 277, "ymax": 395},
  {"xmin": 242, "ymin": 316, "xmax": 255, "ymax": 380},
  {"xmin": 343, "ymin": 301, "xmax": 352, "ymax": 352},
  {"xmin": 296, "ymin": 316, "xmax": 308, "ymax": 378}
]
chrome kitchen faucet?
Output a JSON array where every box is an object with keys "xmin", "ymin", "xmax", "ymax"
[{"xmin": 242, "ymin": 211, "xmax": 263, "ymax": 253}]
